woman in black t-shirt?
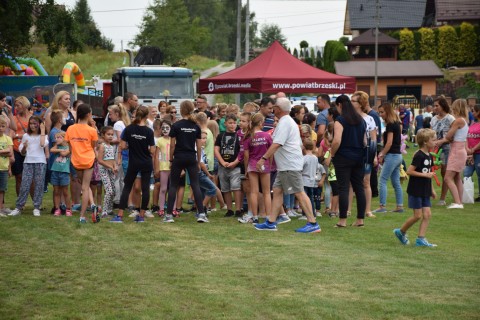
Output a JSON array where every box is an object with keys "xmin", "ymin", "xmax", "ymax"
[
  {"xmin": 375, "ymin": 103, "xmax": 404, "ymax": 213},
  {"xmin": 111, "ymin": 106, "xmax": 155, "ymax": 223},
  {"xmin": 167, "ymin": 100, "xmax": 208, "ymax": 223}
]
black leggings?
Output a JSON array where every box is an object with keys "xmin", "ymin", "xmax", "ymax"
[
  {"xmin": 167, "ymin": 156, "xmax": 204, "ymax": 214},
  {"xmin": 332, "ymin": 154, "xmax": 366, "ymax": 219},
  {"xmin": 119, "ymin": 165, "xmax": 152, "ymax": 211}
]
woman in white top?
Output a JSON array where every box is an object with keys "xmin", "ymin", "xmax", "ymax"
[{"xmin": 443, "ymin": 99, "xmax": 469, "ymax": 209}]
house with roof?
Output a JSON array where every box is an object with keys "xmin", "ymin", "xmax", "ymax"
[{"xmin": 335, "ymin": 0, "xmax": 480, "ymax": 105}]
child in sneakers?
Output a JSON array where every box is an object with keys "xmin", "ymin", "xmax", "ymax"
[
  {"xmin": 50, "ymin": 131, "xmax": 72, "ymax": 216},
  {"xmin": 302, "ymin": 139, "xmax": 325, "ymax": 218},
  {"xmin": 151, "ymin": 119, "xmax": 163, "ymax": 216},
  {"xmin": 0, "ymin": 118, "xmax": 13, "ymax": 216},
  {"xmin": 154, "ymin": 119, "xmax": 172, "ymax": 218},
  {"xmin": 10, "ymin": 116, "xmax": 49, "ymax": 217},
  {"xmin": 244, "ymin": 112, "xmax": 273, "ymax": 222},
  {"xmin": 237, "ymin": 112, "xmax": 255, "ymax": 223},
  {"xmin": 394, "ymin": 129, "xmax": 437, "ymax": 247},
  {"xmin": 97, "ymin": 126, "xmax": 118, "ymax": 217},
  {"xmin": 65, "ymin": 104, "xmax": 99, "ymax": 223},
  {"xmin": 215, "ymin": 114, "xmax": 243, "ymax": 217}
]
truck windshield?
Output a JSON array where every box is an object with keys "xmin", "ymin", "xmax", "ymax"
[{"xmin": 125, "ymin": 76, "xmax": 193, "ymax": 99}]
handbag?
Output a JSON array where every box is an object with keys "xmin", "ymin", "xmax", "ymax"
[{"xmin": 462, "ymin": 177, "xmax": 474, "ymax": 204}]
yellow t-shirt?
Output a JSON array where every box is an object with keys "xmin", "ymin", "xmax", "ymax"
[
  {"xmin": 65, "ymin": 124, "xmax": 98, "ymax": 170},
  {"xmin": 311, "ymin": 131, "xmax": 317, "ymax": 144},
  {"xmin": 156, "ymin": 136, "xmax": 171, "ymax": 171},
  {"xmin": 0, "ymin": 134, "xmax": 13, "ymax": 171}
]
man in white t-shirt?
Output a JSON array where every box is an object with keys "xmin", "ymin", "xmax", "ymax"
[{"xmin": 254, "ymin": 97, "xmax": 321, "ymax": 233}]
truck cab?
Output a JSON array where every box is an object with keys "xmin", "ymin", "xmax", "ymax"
[{"xmin": 112, "ymin": 66, "xmax": 194, "ymax": 108}]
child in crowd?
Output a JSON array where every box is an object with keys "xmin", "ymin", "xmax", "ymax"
[
  {"xmin": 0, "ymin": 118, "xmax": 13, "ymax": 216},
  {"xmin": 90, "ymin": 158, "xmax": 102, "ymax": 213},
  {"xmin": 243, "ymin": 102, "xmax": 259, "ymax": 114},
  {"xmin": 154, "ymin": 120, "xmax": 172, "ymax": 217},
  {"xmin": 97, "ymin": 126, "xmax": 118, "ymax": 217},
  {"xmin": 324, "ymin": 143, "xmax": 339, "ymax": 218},
  {"xmin": 9, "ymin": 116, "xmax": 49, "ymax": 217},
  {"xmin": 302, "ymin": 139, "xmax": 326, "ymax": 218},
  {"xmin": 244, "ymin": 113, "xmax": 273, "ymax": 223},
  {"xmin": 394, "ymin": 128, "xmax": 438, "ymax": 247},
  {"xmin": 237, "ymin": 112, "xmax": 255, "ymax": 223},
  {"xmin": 207, "ymin": 119, "xmax": 220, "ymax": 211},
  {"xmin": 151, "ymin": 119, "xmax": 163, "ymax": 215},
  {"xmin": 65, "ymin": 104, "xmax": 99, "ymax": 223},
  {"xmin": 217, "ymin": 103, "xmax": 228, "ymax": 133},
  {"xmin": 215, "ymin": 114, "xmax": 243, "ymax": 218},
  {"xmin": 111, "ymin": 106, "xmax": 155, "ymax": 223},
  {"xmin": 50, "ymin": 131, "xmax": 72, "ymax": 216}
]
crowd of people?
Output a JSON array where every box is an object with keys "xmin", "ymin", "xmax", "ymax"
[{"xmin": 0, "ymin": 90, "xmax": 479, "ymax": 242}]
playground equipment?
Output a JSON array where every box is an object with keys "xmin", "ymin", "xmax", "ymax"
[
  {"xmin": 0, "ymin": 55, "xmax": 48, "ymax": 76},
  {"xmin": 61, "ymin": 62, "xmax": 85, "ymax": 87}
]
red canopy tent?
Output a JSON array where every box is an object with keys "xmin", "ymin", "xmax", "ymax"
[{"xmin": 199, "ymin": 41, "xmax": 356, "ymax": 94}]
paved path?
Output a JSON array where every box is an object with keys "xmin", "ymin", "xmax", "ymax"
[{"xmin": 195, "ymin": 63, "xmax": 235, "ymax": 105}]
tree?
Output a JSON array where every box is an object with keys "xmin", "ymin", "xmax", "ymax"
[
  {"xmin": 73, "ymin": 0, "xmax": 113, "ymax": 51},
  {"xmin": 299, "ymin": 40, "xmax": 308, "ymax": 57},
  {"xmin": 399, "ymin": 28, "xmax": 415, "ymax": 60},
  {"xmin": 315, "ymin": 50, "xmax": 323, "ymax": 69},
  {"xmin": 418, "ymin": 27, "xmax": 436, "ymax": 61},
  {"xmin": 458, "ymin": 22, "xmax": 477, "ymax": 66},
  {"xmin": 323, "ymin": 40, "xmax": 349, "ymax": 73},
  {"xmin": 257, "ymin": 24, "xmax": 287, "ymax": 48},
  {"xmin": 133, "ymin": 0, "xmax": 210, "ymax": 64},
  {"xmin": 339, "ymin": 36, "xmax": 349, "ymax": 46},
  {"xmin": 0, "ymin": 0, "xmax": 36, "ymax": 57},
  {"xmin": 293, "ymin": 48, "xmax": 298, "ymax": 58},
  {"xmin": 437, "ymin": 25, "xmax": 458, "ymax": 67},
  {"xmin": 35, "ymin": 0, "xmax": 83, "ymax": 57}
]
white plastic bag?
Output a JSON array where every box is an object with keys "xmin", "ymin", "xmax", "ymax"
[{"xmin": 462, "ymin": 177, "xmax": 474, "ymax": 204}]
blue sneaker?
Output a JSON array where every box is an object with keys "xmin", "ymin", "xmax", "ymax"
[
  {"xmin": 134, "ymin": 215, "xmax": 145, "ymax": 223},
  {"xmin": 110, "ymin": 215, "xmax": 123, "ymax": 223},
  {"xmin": 373, "ymin": 208, "xmax": 388, "ymax": 213},
  {"xmin": 276, "ymin": 214, "xmax": 291, "ymax": 224},
  {"xmin": 79, "ymin": 217, "xmax": 86, "ymax": 224},
  {"xmin": 295, "ymin": 223, "xmax": 321, "ymax": 233},
  {"xmin": 254, "ymin": 220, "xmax": 277, "ymax": 231},
  {"xmin": 415, "ymin": 237, "xmax": 437, "ymax": 247},
  {"xmin": 393, "ymin": 228, "xmax": 409, "ymax": 245},
  {"xmin": 72, "ymin": 204, "xmax": 81, "ymax": 212}
]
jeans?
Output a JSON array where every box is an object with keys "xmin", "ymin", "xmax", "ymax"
[
  {"xmin": 199, "ymin": 172, "xmax": 217, "ymax": 197},
  {"xmin": 463, "ymin": 153, "xmax": 480, "ymax": 195},
  {"xmin": 332, "ymin": 154, "xmax": 366, "ymax": 219},
  {"xmin": 379, "ymin": 153, "xmax": 403, "ymax": 207},
  {"xmin": 283, "ymin": 193, "xmax": 295, "ymax": 209}
]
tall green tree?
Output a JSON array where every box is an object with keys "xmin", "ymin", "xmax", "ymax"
[
  {"xmin": 315, "ymin": 50, "xmax": 323, "ymax": 69},
  {"xmin": 323, "ymin": 40, "xmax": 349, "ymax": 73},
  {"xmin": 257, "ymin": 24, "xmax": 287, "ymax": 48},
  {"xmin": 0, "ymin": 0, "xmax": 36, "ymax": 57},
  {"xmin": 133, "ymin": 0, "xmax": 210, "ymax": 64},
  {"xmin": 458, "ymin": 22, "xmax": 477, "ymax": 66},
  {"xmin": 399, "ymin": 28, "xmax": 415, "ymax": 60},
  {"xmin": 437, "ymin": 25, "xmax": 458, "ymax": 67},
  {"xmin": 418, "ymin": 27, "xmax": 436, "ymax": 61},
  {"xmin": 73, "ymin": 0, "xmax": 113, "ymax": 51}
]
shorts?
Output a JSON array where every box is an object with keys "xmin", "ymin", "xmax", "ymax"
[
  {"xmin": 408, "ymin": 195, "xmax": 431, "ymax": 209},
  {"xmin": 218, "ymin": 166, "xmax": 241, "ymax": 192},
  {"xmin": 12, "ymin": 150, "xmax": 25, "ymax": 176},
  {"xmin": 330, "ymin": 180, "xmax": 339, "ymax": 196},
  {"xmin": 50, "ymin": 171, "xmax": 70, "ymax": 186},
  {"xmin": 273, "ymin": 171, "xmax": 304, "ymax": 194},
  {"xmin": 199, "ymin": 173, "xmax": 217, "ymax": 197},
  {"xmin": 364, "ymin": 163, "xmax": 372, "ymax": 175},
  {"xmin": 440, "ymin": 148, "xmax": 450, "ymax": 166},
  {"xmin": 0, "ymin": 171, "xmax": 8, "ymax": 191}
]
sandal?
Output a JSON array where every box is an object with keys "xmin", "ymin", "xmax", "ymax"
[
  {"xmin": 351, "ymin": 223, "xmax": 365, "ymax": 227},
  {"xmin": 334, "ymin": 223, "xmax": 347, "ymax": 228},
  {"xmin": 366, "ymin": 212, "xmax": 376, "ymax": 218}
]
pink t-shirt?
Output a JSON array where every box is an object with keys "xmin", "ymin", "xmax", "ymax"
[
  {"xmin": 467, "ymin": 122, "xmax": 480, "ymax": 154},
  {"xmin": 236, "ymin": 129, "xmax": 246, "ymax": 162},
  {"xmin": 244, "ymin": 131, "xmax": 273, "ymax": 172}
]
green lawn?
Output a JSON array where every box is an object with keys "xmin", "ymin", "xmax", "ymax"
[{"xmin": 1, "ymin": 144, "xmax": 479, "ymax": 319}]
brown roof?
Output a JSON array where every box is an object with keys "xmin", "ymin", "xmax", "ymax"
[
  {"xmin": 334, "ymin": 60, "xmax": 443, "ymax": 78},
  {"xmin": 436, "ymin": 0, "xmax": 480, "ymax": 22},
  {"xmin": 347, "ymin": 29, "xmax": 400, "ymax": 46}
]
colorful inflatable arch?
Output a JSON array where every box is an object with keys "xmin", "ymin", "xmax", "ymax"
[
  {"xmin": 62, "ymin": 62, "xmax": 85, "ymax": 87},
  {"xmin": 17, "ymin": 57, "xmax": 48, "ymax": 76}
]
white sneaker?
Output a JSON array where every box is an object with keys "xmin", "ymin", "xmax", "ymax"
[
  {"xmin": 128, "ymin": 210, "xmax": 139, "ymax": 218},
  {"xmin": 33, "ymin": 209, "xmax": 41, "ymax": 216},
  {"xmin": 1, "ymin": 208, "xmax": 12, "ymax": 214},
  {"xmin": 447, "ymin": 203, "xmax": 464, "ymax": 209},
  {"xmin": 298, "ymin": 215, "xmax": 308, "ymax": 220},
  {"xmin": 0, "ymin": 212, "xmax": 6, "ymax": 217},
  {"xmin": 315, "ymin": 211, "xmax": 323, "ymax": 218},
  {"xmin": 437, "ymin": 200, "xmax": 447, "ymax": 206},
  {"xmin": 287, "ymin": 210, "xmax": 301, "ymax": 218},
  {"xmin": 8, "ymin": 208, "xmax": 21, "ymax": 216},
  {"xmin": 144, "ymin": 210, "xmax": 154, "ymax": 218}
]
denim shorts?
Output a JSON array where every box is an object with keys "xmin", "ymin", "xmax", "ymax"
[
  {"xmin": 364, "ymin": 163, "xmax": 372, "ymax": 174},
  {"xmin": 408, "ymin": 195, "xmax": 431, "ymax": 209},
  {"xmin": 51, "ymin": 171, "xmax": 70, "ymax": 186},
  {"xmin": 0, "ymin": 170, "xmax": 8, "ymax": 191}
]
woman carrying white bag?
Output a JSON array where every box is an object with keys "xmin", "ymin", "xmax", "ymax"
[{"xmin": 464, "ymin": 104, "xmax": 480, "ymax": 203}]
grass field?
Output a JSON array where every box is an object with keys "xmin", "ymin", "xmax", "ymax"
[{"xmin": 1, "ymin": 143, "xmax": 479, "ymax": 319}]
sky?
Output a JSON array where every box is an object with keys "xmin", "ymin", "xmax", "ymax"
[{"xmin": 59, "ymin": 0, "xmax": 348, "ymax": 53}]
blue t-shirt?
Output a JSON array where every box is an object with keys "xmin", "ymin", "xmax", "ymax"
[
  {"xmin": 335, "ymin": 116, "xmax": 366, "ymax": 162},
  {"xmin": 315, "ymin": 109, "xmax": 328, "ymax": 132},
  {"xmin": 415, "ymin": 114, "xmax": 424, "ymax": 130},
  {"xmin": 261, "ymin": 114, "xmax": 275, "ymax": 132}
]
